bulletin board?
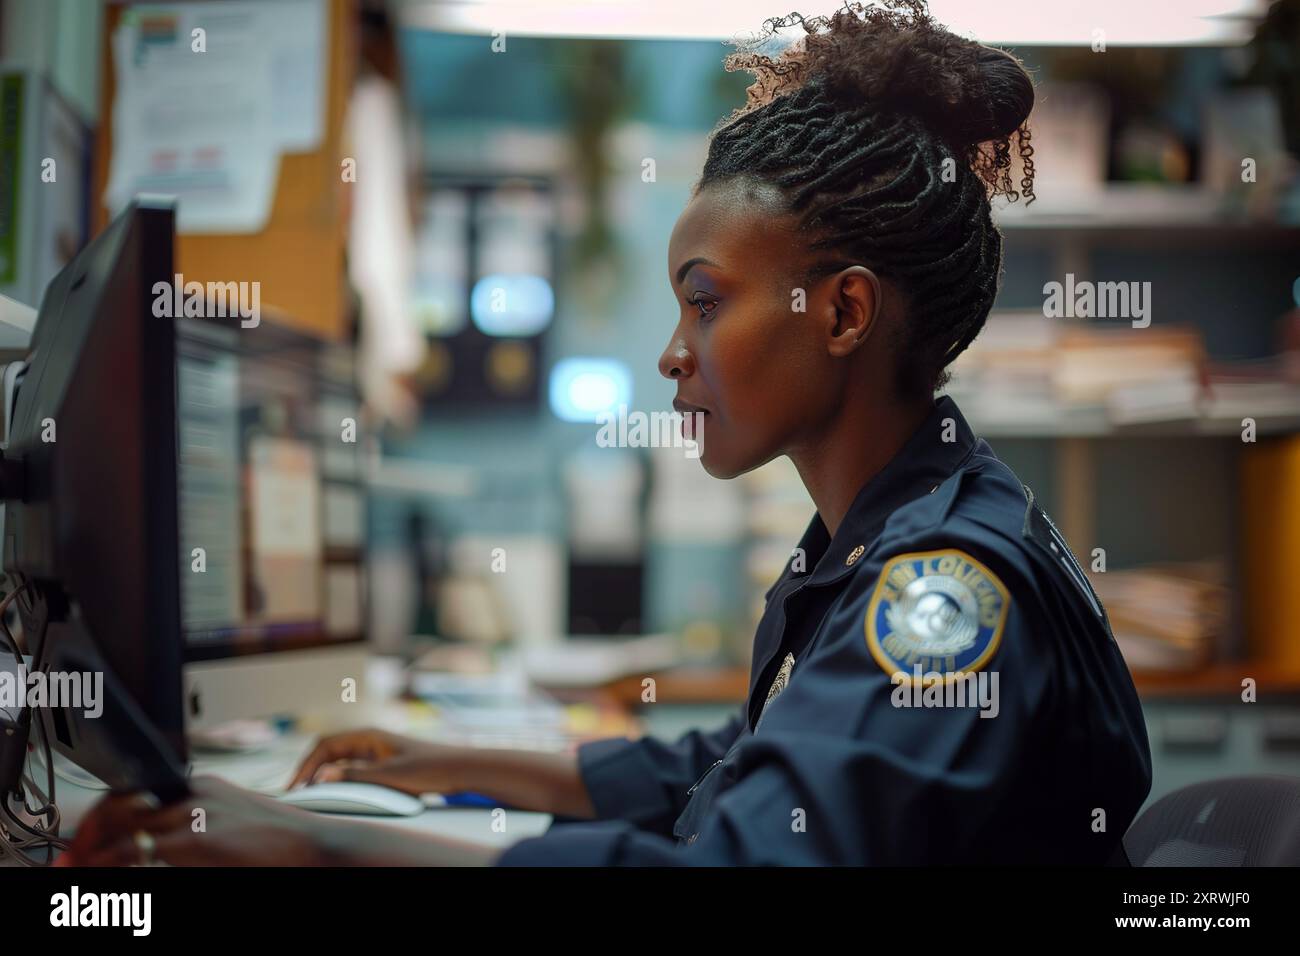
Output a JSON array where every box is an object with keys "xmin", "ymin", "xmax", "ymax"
[{"xmin": 92, "ymin": 0, "xmax": 356, "ymax": 341}]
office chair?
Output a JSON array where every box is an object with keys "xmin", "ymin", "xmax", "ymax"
[{"xmin": 1123, "ymin": 775, "xmax": 1300, "ymax": 866}]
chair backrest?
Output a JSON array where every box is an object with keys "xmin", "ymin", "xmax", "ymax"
[{"xmin": 1124, "ymin": 775, "xmax": 1300, "ymax": 866}]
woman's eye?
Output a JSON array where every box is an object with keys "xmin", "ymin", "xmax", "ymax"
[{"xmin": 689, "ymin": 295, "xmax": 718, "ymax": 319}]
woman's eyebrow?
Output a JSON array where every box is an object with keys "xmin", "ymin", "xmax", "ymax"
[{"xmin": 675, "ymin": 256, "xmax": 719, "ymax": 285}]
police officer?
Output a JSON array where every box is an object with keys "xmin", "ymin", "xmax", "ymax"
[
  {"xmin": 493, "ymin": 393, "xmax": 1152, "ymax": 865},
  {"xmin": 59, "ymin": 5, "xmax": 1153, "ymax": 867}
]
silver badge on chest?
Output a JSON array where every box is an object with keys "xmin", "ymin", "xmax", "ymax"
[{"xmin": 756, "ymin": 652, "xmax": 795, "ymax": 730}]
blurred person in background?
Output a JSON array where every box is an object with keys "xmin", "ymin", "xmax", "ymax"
[{"xmin": 344, "ymin": 0, "xmax": 426, "ymax": 428}]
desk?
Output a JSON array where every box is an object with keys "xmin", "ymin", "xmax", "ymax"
[
  {"xmin": 7, "ymin": 655, "xmax": 624, "ymax": 863},
  {"xmin": 41, "ymin": 731, "xmax": 554, "ymax": 853}
]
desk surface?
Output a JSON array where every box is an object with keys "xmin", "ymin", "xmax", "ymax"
[
  {"xmin": 10, "ymin": 658, "xmax": 590, "ymax": 863},
  {"xmin": 28, "ymin": 728, "xmax": 554, "ymax": 861}
]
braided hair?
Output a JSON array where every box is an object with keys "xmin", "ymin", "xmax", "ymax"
[{"xmin": 697, "ymin": 0, "xmax": 1036, "ymax": 395}]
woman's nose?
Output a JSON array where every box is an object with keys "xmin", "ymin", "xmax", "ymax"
[{"xmin": 658, "ymin": 336, "xmax": 695, "ymax": 380}]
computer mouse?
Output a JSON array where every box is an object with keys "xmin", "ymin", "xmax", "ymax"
[{"xmin": 277, "ymin": 781, "xmax": 425, "ymax": 816}]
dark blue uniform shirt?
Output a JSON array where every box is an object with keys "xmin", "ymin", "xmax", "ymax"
[{"xmin": 498, "ymin": 396, "xmax": 1152, "ymax": 865}]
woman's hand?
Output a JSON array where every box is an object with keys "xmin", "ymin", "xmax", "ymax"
[
  {"xmin": 290, "ymin": 728, "xmax": 596, "ymax": 820},
  {"xmin": 55, "ymin": 776, "xmax": 333, "ymax": 867},
  {"xmin": 288, "ymin": 728, "xmax": 465, "ymax": 794}
]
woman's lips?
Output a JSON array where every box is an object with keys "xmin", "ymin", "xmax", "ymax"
[{"xmin": 672, "ymin": 399, "xmax": 709, "ymax": 441}]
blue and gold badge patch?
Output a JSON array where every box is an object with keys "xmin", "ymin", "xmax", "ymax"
[{"xmin": 864, "ymin": 549, "xmax": 1009, "ymax": 681}]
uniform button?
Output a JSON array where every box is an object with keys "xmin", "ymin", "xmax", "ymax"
[
  {"xmin": 930, "ymin": 485, "xmax": 938, "ymax": 494},
  {"xmin": 845, "ymin": 545, "xmax": 865, "ymax": 566}
]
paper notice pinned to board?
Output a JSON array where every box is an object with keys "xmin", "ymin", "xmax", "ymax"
[{"xmin": 104, "ymin": 0, "xmax": 326, "ymax": 235}]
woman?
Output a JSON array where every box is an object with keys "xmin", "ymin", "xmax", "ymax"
[{"xmin": 60, "ymin": 1, "xmax": 1151, "ymax": 866}]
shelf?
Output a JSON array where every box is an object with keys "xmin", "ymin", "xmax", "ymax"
[
  {"xmin": 956, "ymin": 404, "xmax": 1300, "ymax": 440},
  {"xmin": 598, "ymin": 662, "xmax": 1300, "ymax": 707},
  {"xmin": 1133, "ymin": 661, "xmax": 1300, "ymax": 699},
  {"xmin": 601, "ymin": 666, "xmax": 750, "ymax": 708},
  {"xmin": 993, "ymin": 184, "xmax": 1300, "ymax": 241}
]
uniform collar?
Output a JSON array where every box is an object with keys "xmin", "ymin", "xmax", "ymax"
[{"xmin": 790, "ymin": 395, "xmax": 979, "ymax": 590}]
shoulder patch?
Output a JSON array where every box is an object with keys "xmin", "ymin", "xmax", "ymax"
[{"xmin": 864, "ymin": 549, "xmax": 1010, "ymax": 682}]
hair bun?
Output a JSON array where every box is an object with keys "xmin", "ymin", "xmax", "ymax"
[
  {"xmin": 745, "ymin": 5, "xmax": 1035, "ymax": 152},
  {"xmin": 722, "ymin": 3, "xmax": 1037, "ymax": 201},
  {"xmin": 825, "ymin": 33, "xmax": 1034, "ymax": 151},
  {"xmin": 950, "ymin": 45, "xmax": 1035, "ymax": 146}
]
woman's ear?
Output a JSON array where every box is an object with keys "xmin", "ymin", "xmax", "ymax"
[{"xmin": 825, "ymin": 265, "xmax": 882, "ymax": 358}]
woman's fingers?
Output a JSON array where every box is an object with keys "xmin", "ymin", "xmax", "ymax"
[
  {"xmin": 287, "ymin": 731, "xmax": 390, "ymax": 789},
  {"xmin": 58, "ymin": 776, "xmax": 329, "ymax": 867},
  {"xmin": 63, "ymin": 792, "xmax": 157, "ymax": 861},
  {"xmin": 318, "ymin": 757, "xmax": 424, "ymax": 794},
  {"xmin": 76, "ymin": 828, "xmax": 199, "ymax": 867},
  {"xmin": 287, "ymin": 736, "xmax": 353, "ymax": 789},
  {"xmin": 309, "ymin": 761, "xmax": 350, "ymax": 783},
  {"xmin": 61, "ymin": 788, "xmax": 200, "ymax": 865}
]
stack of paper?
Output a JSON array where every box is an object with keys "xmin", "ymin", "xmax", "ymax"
[
  {"xmin": 1089, "ymin": 562, "xmax": 1228, "ymax": 671},
  {"xmin": 947, "ymin": 313, "xmax": 1209, "ymax": 431}
]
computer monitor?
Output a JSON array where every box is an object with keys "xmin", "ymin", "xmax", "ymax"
[
  {"xmin": 0, "ymin": 196, "xmax": 188, "ymax": 799},
  {"xmin": 0, "ymin": 194, "xmax": 368, "ymax": 805}
]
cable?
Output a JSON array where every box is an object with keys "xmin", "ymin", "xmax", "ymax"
[
  {"xmin": 0, "ymin": 580, "xmax": 28, "ymax": 666},
  {"xmin": 0, "ymin": 801, "xmax": 63, "ymax": 865},
  {"xmin": 2, "ymin": 800, "xmax": 64, "ymax": 847},
  {"xmin": 0, "ymin": 586, "xmax": 66, "ymax": 865},
  {"xmin": 0, "ymin": 578, "xmax": 29, "ymax": 633},
  {"xmin": 27, "ymin": 616, "xmax": 60, "ymax": 821},
  {"xmin": 23, "ymin": 609, "xmax": 64, "ymax": 859}
]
